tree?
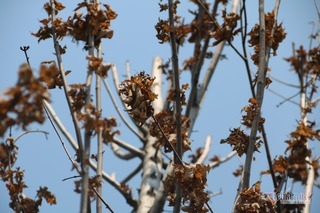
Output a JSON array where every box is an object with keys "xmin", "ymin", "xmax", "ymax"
[{"xmin": 0, "ymin": 0, "xmax": 319, "ymax": 212}]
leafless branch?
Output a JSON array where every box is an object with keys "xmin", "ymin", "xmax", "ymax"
[
  {"xmin": 120, "ymin": 163, "xmax": 143, "ymax": 184},
  {"xmin": 111, "ymin": 65, "xmax": 148, "ymax": 135},
  {"xmin": 102, "ymin": 77, "xmax": 145, "ymax": 141},
  {"xmin": 209, "ymin": 151, "xmax": 237, "ymax": 168},
  {"xmin": 43, "ymin": 100, "xmax": 138, "ymax": 209},
  {"xmin": 241, "ymin": 0, "xmax": 267, "ymax": 194},
  {"xmin": 113, "ymin": 137, "xmax": 145, "ymax": 159},
  {"xmin": 48, "ymin": 0, "xmax": 84, "ymax": 162},
  {"xmin": 194, "ymin": 135, "xmax": 212, "ymax": 165},
  {"xmin": 14, "ymin": 130, "xmax": 49, "ymax": 143},
  {"xmin": 269, "ymin": 74, "xmax": 300, "ymax": 88}
]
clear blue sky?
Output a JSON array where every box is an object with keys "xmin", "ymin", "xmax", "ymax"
[{"xmin": 1, "ymin": 0, "xmax": 319, "ymax": 212}]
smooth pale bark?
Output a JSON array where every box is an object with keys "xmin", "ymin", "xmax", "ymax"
[{"xmin": 137, "ymin": 57, "xmax": 164, "ymax": 213}]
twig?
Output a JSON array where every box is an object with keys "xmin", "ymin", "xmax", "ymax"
[
  {"xmin": 209, "ymin": 151, "xmax": 237, "ymax": 168},
  {"xmin": 42, "ymin": 101, "xmax": 81, "ymax": 174},
  {"xmin": 269, "ymin": 74, "xmax": 300, "ymax": 88},
  {"xmin": 113, "ymin": 137, "xmax": 145, "ymax": 158},
  {"xmin": 92, "ymin": 187, "xmax": 115, "ymax": 213},
  {"xmin": 43, "ymin": 100, "xmax": 138, "ymax": 209},
  {"xmin": 89, "ymin": 159, "xmax": 138, "ymax": 209},
  {"xmin": 125, "ymin": 60, "xmax": 131, "ymax": 80},
  {"xmin": 120, "ymin": 163, "xmax": 143, "ymax": 184},
  {"xmin": 14, "ymin": 130, "xmax": 49, "ymax": 143},
  {"xmin": 62, "ymin": 175, "xmax": 81, "ymax": 181},
  {"xmin": 110, "ymin": 140, "xmax": 144, "ymax": 160},
  {"xmin": 151, "ymin": 115, "xmax": 184, "ymax": 165},
  {"xmin": 209, "ymin": 188, "xmax": 223, "ymax": 198},
  {"xmin": 267, "ymin": 88, "xmax": 300, "ymax": 107}
]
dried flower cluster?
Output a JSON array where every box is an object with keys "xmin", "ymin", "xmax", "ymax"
[
  {"xmin": 0, "ymin": 137, "xmax": 56, "ymax": 212},
  {"xmin": 119, "ymin": 72, "xmax": 158, "ymax": 126},
  {"xmin": 149, "ymin": 111, "xmax": 191, "ymax": 153},
  {"xmin": 248, "ymin": 12, "xmax": 286, "ymax": 66},
  {"xmin": 221, "ymin": 127, "xmax": 261, "ymax": 157},
  {"xmin": 264, "ymin": 122, "xmax": 320, "ymax": 184},
  {"xmin": 0, "ymin": 64, "xmax": 50, "ymax": 137},
  {"xmin": 68, "ymin": 85, "xmax": 119, "ymax": 143},
  {"xmin": 32, "ymin": 1, "xmax": 117, "ymax": 48},
  {"xmin": 39, "ymin": 61, "xmax": 71, "ymax": 89},
  {"xmin": 210, "ymin": 10, "xmax": 241, "ymax": 46},
  {"xmin": 285, "ymin": 45, "xmax": 320, "ymax": 77},
  {"xmin": 236, "ymin": 181, "xmax": 276, "ymax": 213},
  {"xmin": 241, "ymin": 98, "xmax": 265, "ymax": 132},
  {"xmin": 164, "ymin": 163, "xmax": 210, "ymax": 212}
]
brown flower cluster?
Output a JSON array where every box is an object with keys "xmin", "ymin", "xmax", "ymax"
[
  {"xmin": 155, "ymin": 1, "xmax": 192, "ymax": 45},
  {"xmin": 241, "ymin": 98, "xmax": 265, "ymax": 132},
  {"xmin": 277, "ymin": 122, "xmax": 319, "ymax": 183},
  {"xmin": 210, "ymin": 10, "xmax": 241, "ymax": 46},
  {"xmin": 87, "ymin": 55, "xmax": 111, "ymax": 78},
  {"xmin": 285, "ymin": 45, "xmax": 320, "ymax": 77},
  {"xmin": 68, "ymin": 85, "xmax": 119, "ymax": 143},
  {"xmin": 32, "ymin": 1, "xmax": 117, "ymax": 48},
  {"xmin": 0, "ymin": 64, "xmax": 50, "ymax": 137},
  {"xmin": 149, "ymin": 111, "xmax": 191, "ymax": 153},
  {"xmin": 236, "ymin": 181, "xmax": 276, "ymax": 213},
  {"xmin": 220, "ymin": 128, "xmax": 262, "ymax": 157},
  {"xmin": 248, "ymin": 12, "xmax": 286, "ymax": 65},
  {"xmin": 119, "ymin": 72, "xmax": 158, "ymax": 126},
  {"xmin": 39, "ymin": 61, "xmax": 71, "ymax": 89},
  {"xmin": 0, "ymin": 137, "xmax": 56, "ymax": 212},
  {"xmin": 164, "ymin": 163, "xmax": 210, "ymax": 212}
]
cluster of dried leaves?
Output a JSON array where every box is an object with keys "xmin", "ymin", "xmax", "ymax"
[
  {"xmin": 32, "ymin": 1, "xmax": 117, "ymax": 49},
  {"xmin": 0, "ymin": 64, "xmax": 50, "ymax": 137},
  {"xmin": 119, "ymin": 72, "xmax": 158, "ymax": 126},
  {"xmin": 210, "ymin": 9, "xmax": 241, "ymax": 46},
  {"xmin": 236, "ymin": 181, "xmax": 276, "ymax": 212},
  {"xmin": 285, "ymin": 45, "xmax": 320, "ymax": 77},
  {"xmin": 221, "ymin": 98, "xmax": 264, "ymax": 157},
  {"xmin": 264, "ymin": 122, "xmax": 320, "ymax": 184},
  {"xmin": 0, "ymin": 137, "xmax": 56, "ymax": 212},
  {"xmin": 150, "ymin": 111, "xmax": 191, "ymax": 153},
  {"xmin": 248, "ymin": 12, "xmax": 286, "ymax": 66},
  {"xmin": 68, "ymin": 84, "xmax": 119, "ymax": 143},
  {"xmin": 74, "ymin": 175, "xmax": 102, "ymax": 198},
  {"xmin": 220, "ymin": 127, "xmax": 261, "ymax": 157},
  {"xmin": 241, "ymin": 98, "xmax": 265, "ymax": 132},
  {"xmin": 39, "ymin": 61, "xmax": 71, "ymax": 89},
  {"xmin": 164, "ymin": 163, "xmax": 210, "ymax": 212}
]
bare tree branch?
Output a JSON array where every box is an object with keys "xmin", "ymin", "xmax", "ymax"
[
  {"xmin": 111, "ymin": 138, "xmax": 145, "ymax": 159},
  {"xmin": 188, "ymin": 0, "xmax": 240, "ymax": 135},
  {"xmin": 48, "ymin": 0, "xmax": 84, "ymax": 161},
  {"xmin": 110, "ymin": 65, "xmax": 148, "ymax": 135},
  {"xmin": 120, "ymin": 163, "xmax": 143, "ymax": 184},
  {"xmin": 102, "ymin": 77, "xmax": 146, "ymax": 141},
  {"xmin": 241, "ymin": 0, "xmax": 267, "ymax": 194},
  {"xmin": 194, "ymin": 135, "xmax": 212, "ymax": 165},
  {"xmin": 209, "ymin": 151, "xmax": 237, "ymax": 168}
]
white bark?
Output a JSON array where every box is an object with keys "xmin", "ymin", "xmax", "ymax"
[{"xmin": 137, "ymin": 57, "xmax": 164, "ymax": 213}]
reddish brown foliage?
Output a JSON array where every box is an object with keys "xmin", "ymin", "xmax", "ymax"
[
  {"xmin": 164, "ymin": 163, "xmax": 210, "ymax": 212},
  {"xmin": 0, "ymin": 64, "xmax": 50, "ymax": 137},
  {"xmin": 119, "ymin": 72, "xmax": 157, "ymax": 126},
  {"xmin": 236, "ymin": 181, "xmax": 276, "ymax": 213},
  {"xmin": 248, "ymin": 12, "xmax": 286, "ymax": 66}
]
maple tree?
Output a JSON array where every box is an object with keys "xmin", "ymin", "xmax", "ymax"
[{"xmin": 1, "ymin": 0, "xmax": 319, "ymax": 213}]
